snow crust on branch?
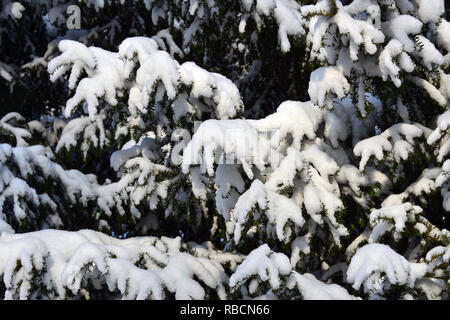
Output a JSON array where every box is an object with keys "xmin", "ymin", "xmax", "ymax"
[
  {"xmin": 353, "ymin": 123, "xmax": 423, "ymax": 171},
  {"xmin": 229, "ymin": 244, "xmax": 291, "ymax": 290},
  {"xmin": 182, "ymin": 101, "xmax": 354, "ymax": 245},
  {"xmin": 0, "ymin": 229, "xmax": 240, "ymax": 300},
  {"xmin": 48, "ymin": 37, "xmax": 243, "ymax": 121},
  {"xmin": 288, "ymin": 271, "xmax": 360, "ymax": 300},
  {"xmin": 347, "ymin": 243, "xmax": 427, "ymax": 291},
  {"xmin": 3, "ymin": 0, "xmax": 450, "ymax": 301}
]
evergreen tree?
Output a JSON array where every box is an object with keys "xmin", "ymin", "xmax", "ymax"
[{"xmin": 0, "ymin": 0, "xmax": 449, "ymax": 300}]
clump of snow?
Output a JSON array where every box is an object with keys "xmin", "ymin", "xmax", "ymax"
[
  {"xmin": 273, "ymin": 0, "xmax": 305, "ymax": 52},
  {"xmin": 435, "ymin": 160, "xmax": 450, "ymax": 188},
  {"xmin": 240, "ymin": 0, "xmax": 305, "ymax": 52},
  {"xmin": 182, "ymin": 119, "xmax": 265, "ymax": 179},
  {"xmin": 308, "ymin": 67, "xmax": 350, "ymax": 108},
  {"xmin": 369, "ymin": 203, "xmax": 422, "ymax": 242},
  {"xmin": 181, "ymin": 99, "xmax": 352, "ymax": 246},
  {"xmin": 249, "ymin": 100, "xmax": 325, "ymax": 149},
  {"xmin": 288, "ymin": 271, "xmax": 360, "ymax": 300},
  {"xmin": 426, "ymin": 244, "xmax": 450, "ymax": 275},
  {"xmin": 353, "ymin": 135, "xmax": 391, "ymax": 171},
  {"xmin": 0, "ymin": 113, "xmax": 31, "ymax": 147},
  {"xmin": 347, "ymin": 243, "xmax": 426, "ymax": 291},
  {"xmin": 354, "ymin": 123, "xmax": 423, "ymax": 171},
  {"xmin": 0, "ymin": 229, "xmax": 240, "ymax": 300},
  {"xmin": 384, "ymin": 15, "xmax": 423, "ymax": 53},
  {"xmin": 413, "ymin": 36, "xmax": 444, "ymax": 70},
  {"xmin": 215, "ymin": 164, "xmax": 245, "ymax": 220},
  {"xmin": 379, "ymin": 39, "xmax": 406, "ymax": 87},
  {"xmin": 437, "ymin": 19, "xmax": 450, "ymax": 66},
  {"xmin": 56, "ymin": 115, "xmax": 107, "ymax": 158},
  {"xmin": 110, "ymin": 138, "xmax": 172, "ymax": 212},
  {"xmin": 232, "ymin": 179, "xmax": 305, "ymax": 243},
  {"xmin": 3, "ymin": 2, "xmax": 25, "ymax": 19},
  {"xmin": 334, "ymin": 3, "xmax": 384, "ymax": 59},
  {"xmin": 408, "ymin": 76, "xmax": 447, "ymax": 107},
  {"xmin": 229, "ymin": 244, "xmax": 291, "ymax": 290},
  {"xmin": 179, "ymin": 62, "xmax": 243, "ymax": 119},
  {"xmin": 415, "ymin": 0, "xmax": 444, "ymax": 23},
  {"xmin": 48, "ymin": 37, "xmax": 243, "ymax": 121}
]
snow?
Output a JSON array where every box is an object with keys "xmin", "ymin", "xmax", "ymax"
[
  {"xmin": 4, "ymin": 2, "xmax": 25, "ymax": 19},
  {"xmin": 290, "ymin": 236, "xmax": 310, "ymax": 267},
  {"xmin": 384, "ymin": 15, "xmax": 423, "ymax": 53},
  {"xmin": 56, "ymin": 116, "xmax": 108, "ymax": 157},
  {"xmin": 119, "ymin": 36, "xmax": 159, "ymax": 64},
  {"xmin": 190, "ymin": 167, "xmax": 208, "ymax": 201},
  {"xmin": 415, "ymin": 278, "xmax": 446, "ymax": 300},
  {"xmin": 396, "ymin": 97, "xmax": 410, "ymax": 122},
  {"xmin": 405, "ymin": 168, "xmax": 441, "ymax": 195},
  {"xmin": 408, "ymin": 76, "xmax": 447, "ymax": 107},
  {"xmin": 0, "ymin": 113, "xmax": 31, "ymax": 147},
  {"xmin": 49, "ymin": 37, "xmax": 242, "ymax": 120},
  {"xmin": 413, "ymin": 35, "xmax": 444, "ymax": 70},
  {"xmin": 249, "ymin": 100, "xmax": 325, "ymax": 149},
  {"xmin": 264, "ymin": 190, "xmax": 305, "ymax": 242},
  {"xmin": 378, "ymin": 39, "xmax": 405, "ymax": 87},
  {"xmin": 273, "ymin": 0, "xmax": 305, "ymax": 52},
  {"xmin": 182, "ymin": 119, "xmax": 264, "ymax": 178},
  {"xmin": 334, "ymin": 4, "xmax": 384, "ymax": 59},
  {"xmin": 434, "ymin": 110, "xmax": 450, "ymax": 139},
  {"xmin": 229, "ymin": 244, "xmax": 291, "ymax": 290},
  {"xmin": 2, "ymin": 0, "xmax": 449, "ymax": 300},
  {"xmin": 111, "ymin": 140, "xmax": 171, "ymax": 211},
  {"xmin": 308, "ymin": 67, "xmax": 350, "ymax": 108},
  {"xmin": 240, "ymin": 0, "xmax": 304, "ymax": 52},
  {"xmin": 369, "ymin": 203, "xmax": 422, "ymax": 242},
  {"xmin": 324, "ymin": 112, "xmax": 349, "ymax": 148},
  {"xmin": 232, "ymin": 179, "xmax": 267, "ymax": 242},
  {"xmin": 354, "ymin": 135, "xmax": 391, "ymax": 171},
  {"xmin": 302, "ymin": 172, "xmax": 348, "ymax": 246},
  {"xmin": 0, "ymin": 235, "xmax": 47, "ymax": 299},
  {"xmin": 437, "ymin": 20, "xmax": 450, "ymax": 64},
  {"xmin": 0, "ymin": 220, "xmax": 14, "ymax": 234},
  {"xmin": 310, "ymin": 17, "xmax": 332, "ymax": 62},
  {"xmin": 179, "ymin": 62, "xmax": 243, "ymax": 119},
  {"xmin": 136, "ymin": 50, "xmax": 179, "ymax": 100},
  {"xmin": 426, "ymin": 244, "xmax": 450, "ymax": 275},
  {"xmin": 302, "ymin": 144, "xmax": 339, "ymax": 178},
  {"xmin": 415, "ymin": 0, "xmax": 444, "ymax": 23},
  {"xmin": 0, "ymin": 230, "xmax": 239, "ymax": 299},
  {"xmin": 231, "ymin": 176, "xmax": 305, "ymax": 243},
  {"xmin": 215, "ymin": 164, "xmax": 245, "ymax": 220},
  {"xmin": 152, "ymin": 29, "xmax": 184, "ymax": 58},
  {"xmin": 396, "ymin": 0, "xmax": 414, "ymax": 14},
  {"xmin": 337, "ymin": 164, "xmax": 369, "ymax": 194},
  {"xmin": 385, "ymin": 123, "xmax": 423, "ymax": 161},
  {"xmin": 265, "ymin": 147, "xmax": 304, "ymax": 191},
  {"xmin": 48, "ymin": 40, "xmax": 96, "ymax": 82},
  {"xmin": 301, "ymin": 0, "xmax": 331, "ymax": 16},
  {"xmin": 300, "ymin": 1, "xmax": 445, "ymax": 94},
  {"xmin": 288, "ymin": 272, "xmax": 360, "ymax": 300},
  {"xmin": 180, "ymin": 98, "xmax": 354, "ymax": 245},
  {"xmin": 49, "ymin": 41, "xmax": 125, "ymax": 120},
  {"xmin": 0, "ymin": 140, "xmax": 127, "ymax": 228},
  {"xmin": 302, "ymin": 183, "xmax": 323, "ymax": 223},
  {"xmin": 436, "ymin": 160, "xmax": 450, "ymax": 187},
  {"xmin": 347, "ymin": 243, "xmax": 427, "ymax": 290},
  {"xmin": 353, "ymin": 123, "xmax": 423, "ymax": 170},
  {"xmin": 110, "ymin": 138, "xmax": 159, "ymax": 171}
]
